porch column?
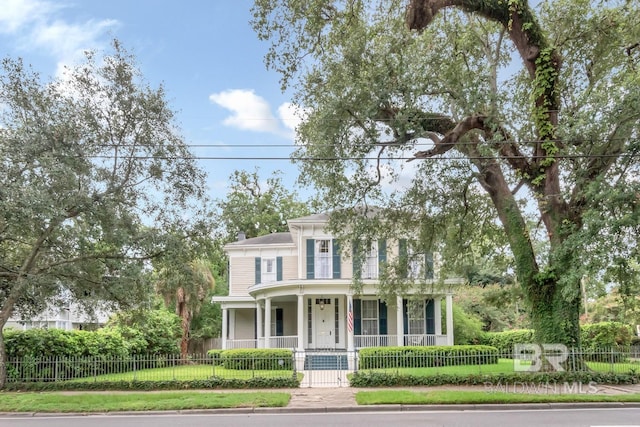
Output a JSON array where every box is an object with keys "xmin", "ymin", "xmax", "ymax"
[
  {"xmin": 256, "ymin": 301, "xmax": 263, "ymax": 348},
  {"xmin": 229, "ymin": 308, "xmax": 236, "ymax": 341},
  {"xmin": 434, "ymin": 296, "xmax": 442, "ymax": 336},
  {"xmin": 396, "ymin": 295, "xmax": 404, "ymax": 347},
  {"xmin": 221, "ymin": 308, "xmax": 228, "ymax": 350},
  {"xmin": 297, "ymin": 294, "xmax": 304, "ymax": 351},
  {"xmin": 347, "ymin": 294, "xmax": 354, "ymax": 352},
  {"xmin": 264, "ymin": 297, "xmax": 272, "ymax": 348},
  {"xmin": 445, "ymin": 294, "xmax": 454, "ymax": 345}
]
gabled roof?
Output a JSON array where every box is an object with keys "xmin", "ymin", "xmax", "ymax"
[
  {"xmin": 287, "ymin": 212, "xmax": 329, "ymax": 223},
  {"xmin": 225, "ymin": 232, "xmax": 293, "ymax": 247}
]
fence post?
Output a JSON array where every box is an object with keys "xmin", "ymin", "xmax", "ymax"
[
  {"xmin": 292, "ymin": 349, "xmax": 297, "ymax": 380},
  {"xmin": 610, "ymin": 347, "xmax": 614, "ymax": 373}
]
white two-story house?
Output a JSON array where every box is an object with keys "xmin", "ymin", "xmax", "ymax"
[{"xmin": 212, "ymin": 213, "xmax": 460, "ymax": 365}]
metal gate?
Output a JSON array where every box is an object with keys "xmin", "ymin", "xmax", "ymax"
[{"xmin": 296, "ymin": 350, "xmax": 355, "ymax": 387}]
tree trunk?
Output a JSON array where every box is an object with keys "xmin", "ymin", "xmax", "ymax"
[{"xmin": 0, "ymin": 321, "xmax": 7, "ymax": 389}]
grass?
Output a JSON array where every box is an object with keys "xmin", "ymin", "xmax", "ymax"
[
  {"xmin": 358, "ymin": 358, "xmax": 640, "ymax": 376},
  {"xmin": 0, "ymin": 391, "xmax": 290, "ymax": 412},
  {"xmin": 356, "ymin": 390, "xmax": 640, "ymax": 405},
  {"xmin": 65, "ymin": 364, "xmax": 298, "ymax": 382}
]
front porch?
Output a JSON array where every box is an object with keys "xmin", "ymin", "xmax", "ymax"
[
  {"xmin": 216, "ymin": 293, "xmax": 454, "ymax": 351},
  {"xmin": 223, "ymin": 333, "xmax": 450, "ymax": 349}
]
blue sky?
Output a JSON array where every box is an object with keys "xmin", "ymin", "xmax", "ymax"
[{"xmin": 0, "ymin": 0, "xmax": 303, "ymax": 201}]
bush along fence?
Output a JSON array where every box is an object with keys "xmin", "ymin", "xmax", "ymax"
[
  {"xmin": 3, "ymin": 344, "xmax": 640, "ymax": 390},
  {"xmin": 2, "ymin": 349, "xmax": 300, "ymax": 391}
]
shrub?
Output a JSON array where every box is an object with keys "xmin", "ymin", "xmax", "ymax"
[
  {"xmin": 358, "ymin": 345, "xmax": 499, "ymax": 369},
  {"xmin": 207, "ymin": 349, "xmax": 224, "ymax": 364},
  {"xmin": 221, "ymin": 349, "xmax": 293, "ymax": 370},
  {"xmin": 580, "ymin": 322, "xmax": 634, "ymax": 349},
  {"xmin": 450, "ymin": 305, "xmax": 485, "ymax": 345},
  {"xmin": 481, "ymin": 330, "xmax": 534, "ymax": 355},
  {"xmin": 349, "ymin": 370, "xmax": 640, "ymax": 388}
]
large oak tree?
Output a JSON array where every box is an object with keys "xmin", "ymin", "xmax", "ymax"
[
  {"xmin": 0, "ymin": 42, "xmax": 210, "ymax": 386},
  {"xmin": 252, "ymin": 0, "xmax": 640, "ymax": 350}
]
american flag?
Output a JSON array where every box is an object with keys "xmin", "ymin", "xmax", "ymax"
[{"xmin": 347, "ymin": 300, "xmax": 354, "ymax": 333}]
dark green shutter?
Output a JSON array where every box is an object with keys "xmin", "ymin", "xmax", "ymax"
[
  {"xmin": 306, "ymin": 239, "xmax": 314, "ymax": 279},
  {"xmin": 379, "ymin": 300, "xmax": 387, "ymax": 335},
  {"xmin": 378, "ymin": 239, "xmax": 386, "ymax": 264},
  {"xmin": 352, "ymin": 240, "xmax": 361, "ymax": 279},
  {"xmin": 276, "ymin": 308, "xmax": 284, "ymax": 336},
  {"xmin": 332, "ymin": 240, "xmax": 341, "ymax": 279},
  {"xmin": 276, "ymin": 256, "xmax": 283, "ymax": 281},
  {"xmin": 426, "ymin": 299, "xmax": 435, "ymax": 334},
  {"xmin": 402, "ymin": 299, "xmax": 408, "ymax": 336},
  {"xmin": 399, "ymin": 239, "xmax": 408, "ymax": 278},
  {"xmin": 255, "ymin": 257, "xmax": 261, "ymax": 284},
  {"xmin": 425, "ymin": 252, "xmax": 434, "ymax": 280},
  {"xmin": 353, "ymin": 299, "xmax": 362, "ymax": 335}
]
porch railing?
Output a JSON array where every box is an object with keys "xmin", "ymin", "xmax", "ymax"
[
  {"xmin": 227, "ymin": 336, "xmax": 297, "ymax": 349},
  {"xmin": 269, "ymin": 336, "xmax": 298, "ymax": 349},
  {"xmin": 354, "ymin": 334, "xmax": 448, "ymax": 348}
]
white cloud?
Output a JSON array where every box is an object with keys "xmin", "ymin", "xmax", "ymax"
[
  {"xmin": 209, "ymin": 89, "xmax": 279, "ymax": 133},
  {"xmin": 0, "ymin": 0, "xmax": 119, "ymax": 75},
  {"xmin": 0, "ymin": 0, "xmax": 51, "ymax": 34},
  {"xmin": 209, "ymin": 89, "xmax": 306, "ymax": 140}
]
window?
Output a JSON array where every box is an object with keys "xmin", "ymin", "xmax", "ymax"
[
  {"xmin": 362, "ymin": 241, "xmax": 378, "ymax": 279},
  {"xmin": 315, "ymin": 239, "xmax": 332, "ymax": 279},
  {"xmin": 262, "ymin": 258, "xmax": 276, "ymax": 283},
  {"xmin": 361, "ymin": 299, "xmax": 378, "ymax": 335},
  {"xmin": 407, "ymin": 245, "xmax": 423, "ymax": 279},
  {"xmin": 408, "ymin": 301, "xmax": 425, "ymax": 335}
]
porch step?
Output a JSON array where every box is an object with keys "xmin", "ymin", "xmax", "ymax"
[{"xmin": 304, "ymin": 354, "xmax": 348, "ymax": 370}]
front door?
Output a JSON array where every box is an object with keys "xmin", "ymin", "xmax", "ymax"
[{"xmin": 315, "ymin": 298, "xmax": 334, "ymax": 348}]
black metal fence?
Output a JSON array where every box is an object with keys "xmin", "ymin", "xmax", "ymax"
[{"xmin": 2, "ymin": 346, "xmax": 639, "ymax": 384}]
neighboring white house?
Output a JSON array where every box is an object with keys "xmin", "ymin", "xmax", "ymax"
[
  {"xmin": 6, "ymin": 301, "xmax": 110, "ymax": 331},
  {"xmin": 212, "ymin": 213, "xmax": 462, "ymax": 367}
]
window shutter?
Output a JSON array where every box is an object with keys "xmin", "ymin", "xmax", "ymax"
[
  {"xmin": 425, "ymin": 252, "xmax": 434, "ymax": 280},
  {"xmin": 352, "ymin": 240, "xmax": 361, "ymax": 279},
  {"xmin": 378, "ymin": 299, "xmax": 387, "ymax": 335},
  {"xmin": 402, "ymin": 298, "xmax": 408, "ymax": 336},
  {"xmin": 306, "ymin": 239, "xmax": 314, "ymax": 279},
  {"xmin": 276, "ymin": 308, "xmax": 284, "ymax": 336},
  {"xmin": 332, "ymin": 240, "xmax": 341, "ymax": 279},
  {"xmin": 399, "ymin": 239, "xmax": 407, "ymax": 278},
  {"xmin": 378, "ymin": 239, "xmax": 387, "ymax": 265},
  {"xmin": 426, "ymin": 299, "xmax": 435, "ymax": 334},
  {"xmin": 276, "ymin": 256, "xmax": 283, "ymax": 281},
  {"xmin": 254, "ymin": 257, "xmax": 261, "ymax": 284},
  {"xmin": 353, "ymin": 298, "xmax": 362, "ymax": 335}
]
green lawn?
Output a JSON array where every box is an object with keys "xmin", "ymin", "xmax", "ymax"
[
  {"xmin": 358, "ymin": 358, "xmax": 640, "ymax": 376},
  {"xmin": 66, "ymin": 364, "xmax": 298, "ymax": 382},
  {"xmin": 356, "ymin": 390, "xmax": 640, "ymax": 405},
  {"xmin": 0, "ymin": 391, "xmax": 290, "ymax": 412}
]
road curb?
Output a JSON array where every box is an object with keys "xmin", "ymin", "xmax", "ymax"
[{"xmin": 4, "ymin": 402, "xmax": 640, "ymax": 417}]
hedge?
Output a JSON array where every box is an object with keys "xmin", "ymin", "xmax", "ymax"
[
  {"xmin": 3, "ymin": 376, "xmax": 300, "ymax": 392},
  {"xmin": 358, "ymin": 345, "xmax": 499, "ymax": 369},
  {"xmin": 220, "ymin": 349, "xmax": 293, "ymax": 370},
  {"xmin": 481, "ymin": 322, "xmax": 636, "ymax": 356},
  {"xmin": 349, "ymin": 370, "xmax": 640, "ymax": 388}
]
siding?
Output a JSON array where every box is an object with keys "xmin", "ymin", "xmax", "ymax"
[
  {"xmin": 281, "ymin": 256, "xmax": 298, "ymax": 280},
  {"xmin": 229, "ymin": 257, "xmax": 256, "ymax": 296},
  {"xmin": 234, "ymin": 309, "xmax": 256, "ymax": 340}
]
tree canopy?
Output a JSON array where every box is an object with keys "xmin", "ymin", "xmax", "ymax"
[
  {"xmin": 0, "ymin": 41, "xmax": 211, "ymax": 386},
  {"xmin": 252, "ymin": 0, "xmax": 640, "ymax": 349}
]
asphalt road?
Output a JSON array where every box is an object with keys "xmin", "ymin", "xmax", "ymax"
[{"xmin": 2, "ymin": 408, "xmax": 640, "ymax": 427}]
